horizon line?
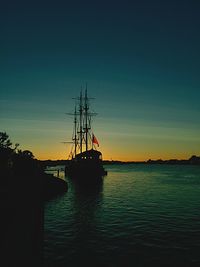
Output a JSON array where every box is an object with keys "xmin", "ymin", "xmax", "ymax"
[{"xmin": 38, "ymin": 155, "xmax": 200, "ymax": 163}]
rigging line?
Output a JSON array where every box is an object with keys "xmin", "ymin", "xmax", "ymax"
[{"xmin": 87, "ymin": 131, "xmax": 94, "ymax": 150}]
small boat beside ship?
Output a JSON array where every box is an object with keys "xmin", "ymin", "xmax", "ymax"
[{"xmin": 65, "ymin": 88, "xmax": 107, "ymax": 182}]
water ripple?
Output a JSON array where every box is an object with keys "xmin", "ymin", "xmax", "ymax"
[{"xmin": 45, "ymin": 164, "xmax": 200, "ymax": 267}]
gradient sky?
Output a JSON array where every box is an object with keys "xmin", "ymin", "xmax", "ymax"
[{"xmin": 1, "ymin": 0, "xmax": 200, "ymax": 161}]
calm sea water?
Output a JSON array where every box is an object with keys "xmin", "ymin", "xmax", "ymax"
[{"xmin": 44, "ymin": 164, "xmax": 200, "ymax": 267}]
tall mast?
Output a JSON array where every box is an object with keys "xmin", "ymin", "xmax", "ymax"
[
  {"xmin": 79, "ymin": 90, "xmax": 83, "ymax": 154},
  {"xmin": 85, "ymin": 85, "xmax": 88, "ymax": 152},
  {"xmin": 74, "ymin": 106, "xmax": 77, "ymax": 157}
]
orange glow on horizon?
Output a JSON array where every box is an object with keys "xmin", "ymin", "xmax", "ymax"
[
  {"xmin": 35, "ymin": 149, "xmax": 196, "ymax": 162},
  {"xmin": 28, "ymin": 135, "xmax": 200, "ymax": 162}
]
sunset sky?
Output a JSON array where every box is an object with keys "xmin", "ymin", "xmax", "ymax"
[{"xmin": 1, "ymin": 0, "xmax": 200, "ymax": 161}]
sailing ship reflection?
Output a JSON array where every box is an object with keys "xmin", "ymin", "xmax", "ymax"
[{"xmin": 68, "ymin": 177, "xmax": 103, "ymax": 266}]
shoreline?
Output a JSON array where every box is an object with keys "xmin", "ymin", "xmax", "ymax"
[{"xmin": 39, "ymin": 155, "xmax": 200, "ymax": 167}]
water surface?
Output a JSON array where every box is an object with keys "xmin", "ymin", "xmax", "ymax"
[{"xmin": 44, "ymin": 164, "xmax": 200, "ymax": 267}]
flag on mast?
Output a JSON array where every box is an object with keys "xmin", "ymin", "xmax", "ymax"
[{"xmin": 92, "ymin": 134, "xmax": 99, "ymax": 147}]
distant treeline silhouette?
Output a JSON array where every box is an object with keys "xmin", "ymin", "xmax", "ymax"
[
  {"xmin": 103, "ymin": 155, "xmax": 200, "ymax": 165},
  {"xmin": 40, "ymin": 155, "xmax": 200, "ymax": 167},
  {"xmin": 146, "ymin": 155, "xmax": 200, "ymax": 165}
]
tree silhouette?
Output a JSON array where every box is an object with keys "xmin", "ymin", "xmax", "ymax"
[
  {"xmin": 17, "ymin": 149, "xmax": 34, "ymax": 159},
  {"xmin": 0, "ymin": 132, "xmax": 38, "ymax": 175},
  {"xmin": 0, "ymin": 132, "xmax": 12, "ymax": 148},
  {"xmin": 0, "ymin": 132, "xmax": 14, "ymax": 172}
]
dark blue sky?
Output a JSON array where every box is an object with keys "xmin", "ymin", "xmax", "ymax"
[{"xmin": 1, "ymin": 0, "xmax": 200, "ymax": 160}]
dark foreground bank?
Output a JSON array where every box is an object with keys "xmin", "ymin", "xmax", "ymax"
[
  {"xmin": 44, "ymin": 173, "xmax": 68, "ymax": 200},
  {"xmin": 0, "ymin": 132, "xmax": 68, "ymax": 266},
  {"xmin": 1, "ymin": 171, "xmax": 67, "ymax": 267}
]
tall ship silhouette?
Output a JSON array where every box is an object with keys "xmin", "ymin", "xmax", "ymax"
[{"xmin": 65, "ymin": 87, "xmax": 107, "ymax": 181}]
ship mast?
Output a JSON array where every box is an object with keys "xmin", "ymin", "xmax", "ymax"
[
  {"xmin": 67, "ymin": 88, "xmax": 97, "ymax": 159},
  {"xmin": 85, "ymin": 86, "xmax": 89, "ymax": 152},
  {"xmin": 70, "ymin": 87, "xmax": 96, "ymax": 157},
  {"xmin": 74, "ymin": 106, "xmax": 77, "ymax": 157},
  {"xmin": 79, "ymin": 90, "xmax": 83, "ymax": 154}
]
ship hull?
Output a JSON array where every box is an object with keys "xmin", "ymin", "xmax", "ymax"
[{"xmin": 65, "ymin": 159, "xmax": 107, "ymax": 183}]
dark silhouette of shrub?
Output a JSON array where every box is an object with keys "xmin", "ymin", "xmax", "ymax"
[
  {"xmin": 0, "ymin": 132, "xmax": 12, "ymax": 168},
  {"xmin": 0, "ymin": 132, "xmax": 41, "ymax": 177}
]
